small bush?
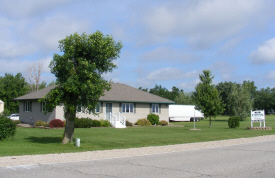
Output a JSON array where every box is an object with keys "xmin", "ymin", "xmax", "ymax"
[
  {"xmin": 74, "ymin": 118, "xmax": 92, "ymax": 128},
  {"xmin": 147, "ymin": 113, "xmax": 159, "ymax": 125},
  {"xmin": 49, "ymin": 119, "xmax": 65, "ymax": 128},
  {"xmin": 100, "ymin": 119, "xmax": 111, "ymax": 127},
  {"xmin": 0, "ymin": 109, "xmax": 10, "ymax": 117},
  {"xmin": 228, "ymin": 116, "xmax": 240, "ymax": 128},
  {"xmin": 13, "ymin": 120, "xmax": 21, "ymax": 124},
  {"xmin": 44, "ymin": 123, "xmax": 50, "ymax": 127},
  {"xmin": 35, "ymin": 120, "xmax": 46, "ymax": 126},
  {"xmin": 0, "ymin": 116, "xmax": 16, "ymax": 140},
  {"xmin": 126, "ymin": 120, "xmax": 133, "ymax": 126},
  {"xmin": 159, "ymin": 120, "xmax": 168, "ymax": 126},
  {"xmin": 135, "ymin": 118, "xmax": 152, "ymax": 126},
  {"xmin": 91, "ymin": 120, "xmax": 100, "ymax": 127}
]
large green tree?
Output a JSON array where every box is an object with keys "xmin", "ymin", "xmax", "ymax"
[
  {"xmin": 216, "ymin": 81, "xmax": 239, "ymax": 115},
  {"xmin": 242, "ymin": 80, "xmax": 257, "ymax": 100},
  {"xmin": 41, "ymin": 31, "xmax": 122, "ymax": 144},
  {"xmin": 254, "ymin": 87, "xmax": 275, "ymax": 114},
  {"xmin": 193, "ymin": 70, "xmax": 225, "ymax": 127},
  {"xmin": 227, "ymin": 84, "xmax": 253, "ymax": 120},
  {"xmin": 0, "ymin": 73, "xmax": 28, "ymax": 113}
]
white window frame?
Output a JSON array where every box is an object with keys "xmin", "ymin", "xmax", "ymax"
[
  {"xmin": 25, "ymin": 101, "xmax": 31, "ymax": 112},
  {"xmin": 151, "ymin": 104, "xmax": 159, "ymax": 113},
  {"xmin": 95, "ymin": 102, "xmax": 101, "ymax": 113},
  {"xmin": 122, "ymin": 103, "xmax": 134, "ymax": 113}
]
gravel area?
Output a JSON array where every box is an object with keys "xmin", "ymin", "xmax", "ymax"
[{"xmin": 1, "ymin": 135, "xmax": 275, "ymax": 167}]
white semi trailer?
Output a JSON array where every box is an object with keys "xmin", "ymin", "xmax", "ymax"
[{"xmin": 169, "ymin": 105, "xmax": 204, "ymax": 122}]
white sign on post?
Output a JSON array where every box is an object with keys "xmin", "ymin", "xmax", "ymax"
[{"xmin": 251, "ymin": 110, "xmax": 265, "ymax": 127}]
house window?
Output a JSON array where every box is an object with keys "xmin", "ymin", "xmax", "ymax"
[
  {"xmin": 77, "ymin": 104, "xmax": 83, "ymax": 113},
  {"xmin": 25, "ymin": 101, "xmax": 31, "ymax": 112},
  {"xmin": 151, "ymin": 104, "xmax": 159, "ymax": 113},
  {"xmin": 122, "ymin": 103, "xmax": 134, "ymax": 113},
  {"xmin": 95, "ymin": 102, "xmax": 101, "ymax": 113},
  {"xmin": 41, "ymin": 102, "xmax": 47, "ymax": 112}
]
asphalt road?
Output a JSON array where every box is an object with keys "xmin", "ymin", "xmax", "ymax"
[{"xmin": 1, "ymin": 140, "xmax": 275, "ymax": 178}]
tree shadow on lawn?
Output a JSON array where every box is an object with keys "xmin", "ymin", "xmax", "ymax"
[{"xmin": 24, "ymin": 136, "xmax": 61, "ymax": 144}]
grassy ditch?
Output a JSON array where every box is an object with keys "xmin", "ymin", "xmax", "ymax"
[{"xmin": 1, "ymin": 115, "xmax": 275, "ymax": 156}]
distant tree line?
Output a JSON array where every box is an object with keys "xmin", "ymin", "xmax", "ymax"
[
  {"xmin": 0, "ymin": 73, "xmax": 28, "ymax": 114},
  {"xmin": 0, "ymin": 72, "xmax": 56, "ymax": 114},
  {"xmin": 139, "ymin": 78, "xmax": 275, "ymax": 117},
  {"xmin": 138, "ymin": 85, "xmax": 195, "ymax": 105},
  {"xmin": 1, "ymin": 70, "xmax": 274, "ymax": 116}
]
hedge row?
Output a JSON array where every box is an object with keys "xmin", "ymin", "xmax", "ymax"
[
  {"xmin": 133, "ymin": 113, "xmax": 168, "ymax": 126},
  {"xmin": 74, "ymin": 118, "xmax": 111, "ymax": 128},
  {"xmin": 33, "ymin": 118, "xmax": 111, "ymax": 128}
]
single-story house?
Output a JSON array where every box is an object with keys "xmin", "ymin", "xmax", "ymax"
[{"xmin": 14, "ymin": 83, "xmax": 175, "ymax": 126}]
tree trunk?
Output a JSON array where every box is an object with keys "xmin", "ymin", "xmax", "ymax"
[
  {"xmin": 209, "ymin": 116, "xmax": 212, "ymax": 128},
  {"xmin": 62, "ymin": 111, "xmax": 75, "ymax": 144}
]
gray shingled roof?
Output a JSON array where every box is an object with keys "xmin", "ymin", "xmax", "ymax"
[
  {"xmin": 14, "ymin": 85, "xmax": 56, "ymax": 100},
  {"xmin": 14, "ymin": 83, "xmax": 175, "ymax": 103},
  {"xmin": 100, "ymin": 83, "xmax": 174, "ymax": 103}
]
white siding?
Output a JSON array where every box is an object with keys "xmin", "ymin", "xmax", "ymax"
[{"xmin": 18, "ymin": 101, "xmax": 170, "ymax": 124}]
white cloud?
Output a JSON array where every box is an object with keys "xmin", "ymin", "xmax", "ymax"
[
  {"xmin": 135, "ymin": 78, "xmax": 154, "ymax": 89},
  {"xmin": 141, "ymin": 47, "xmax": 200, "ymax": 63},
  {"xmin": 40, "ymin": 73, "xmax": 56, "ymax": 85},
  {"xmin": 39, "ymin": 56, "xmax": 53, "ymax": 73},
  {"xmin": 249, "ymin": 38, "xmax": 275, "ymax": 64},
  {"xmin": 147, "ymin": 68, "xmax": 183, "ymax": 80},
  {"xmin": 0, "ymin": 0, "xmax": 72, "ymax": 18},
  {"xmin": 179, "ymin": 79, "xmax": 200, "ymax": 90},
  {"xmin": 29, "ymin": 14, "xmax": 90, "ymax": 51},
  {"xmin": 0, "ymin": 55, "xmax": 53, "ymax": 76},
  {"xmin": 0, "ymin": 17, "xmax": 37, "ymax": 59},
  {"xmin": 266, "ymin": 71, "xmax": 275, "ymax": 80},
  {"xmin": 109, "ymin": 24, "xmax": 131, "ymax": 43},
  {"xmin": 208, "ymin": 61, "xmax": 236, "ymax": 81},
  {"xmin": 218, "ymin": 37, "xmax": 243, "ymax": 54},
  {"xmin": 0, "ymin": 17, "xmax": 13, "ymax": 36},
  {"xmin": 102, "ymin": 69, "xmax": 121, "ymax": 82},
  {"xmin": 140, "ymin": 0, "xmax": 270, "ymax": 48},
  {"xmin": 0, "ymin": 42, "xmax": 37, "ymax": 59},
  {"xmin": 147, "ymin": 68, "xmax": 198, "ymax": 81},
  {"xmin": 0, "ymin": 12, "xmax": 90, "ymax": 59},
  {"xmin": 0, "ymin": 59, "xmax": 35, "ymax": 75}
]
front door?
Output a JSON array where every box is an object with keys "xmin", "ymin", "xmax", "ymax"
[
  {"xmin": 106, "ymin": 103, "xmax": 112, "ymax": 121},
  {"xmin": 106, "ymin": 103, "xmax": 112, "ymax": 113}
]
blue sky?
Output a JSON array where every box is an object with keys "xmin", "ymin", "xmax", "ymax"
[{"xmin": 1, "ymin": 0, "xmax": 275, "ymax": 91}]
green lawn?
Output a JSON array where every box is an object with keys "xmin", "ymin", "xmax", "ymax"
[{"xmin": 1, "ymin": 115, "xmax": 275, "ymax": 157}]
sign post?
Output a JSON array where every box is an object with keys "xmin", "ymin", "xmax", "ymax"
[{"xmin": 251, "ymin": 110, "xmax": 265, "ymax": 128}]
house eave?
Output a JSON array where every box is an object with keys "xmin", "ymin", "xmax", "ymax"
[
  {"xmin": 13, "ymin": 98, "xmax": 41, "ymax": 101},
  {"xmin": 99, "ymin": 100, "xmax": 175, "ymax": 104}
]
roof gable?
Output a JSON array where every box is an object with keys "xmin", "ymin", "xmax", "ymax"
[
  {"xmin": 14, "ymin": 83, "xmax": 174, "ymax": 103},
  {"xmin": 14, "ymin": 85, "xmax": 56, "ymax": 100}
]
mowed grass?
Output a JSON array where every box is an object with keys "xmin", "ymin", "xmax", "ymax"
[{"xmin": 1, "ymin": 115, "xmax": 275, "ymax": 157}]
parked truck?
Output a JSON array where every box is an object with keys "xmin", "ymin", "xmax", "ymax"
[{"xmin": 169, "ymin": 105, "xmax": 204, "ymax": 122}]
